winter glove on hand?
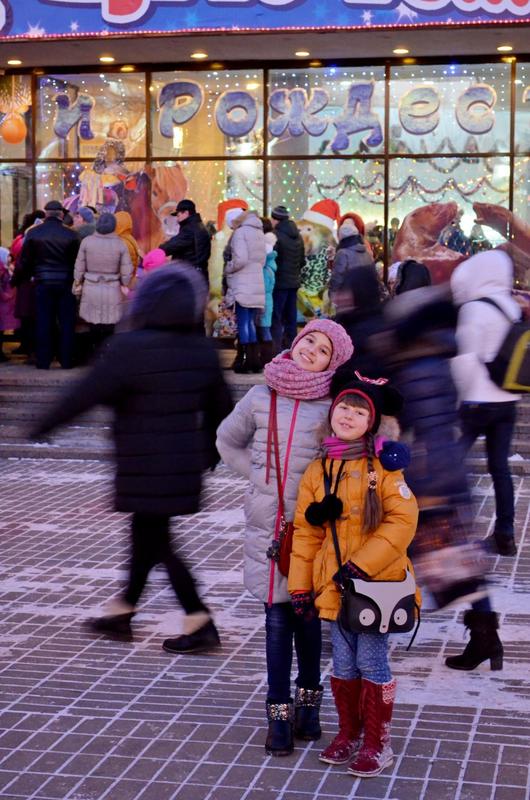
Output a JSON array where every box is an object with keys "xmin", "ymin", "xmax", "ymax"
[
  {"xmin": 333, "ymin": 561, "xmax": 371, "ymax": 586},
  {"xmin": 379, "ymin": 440, "xmax": 411, "ymax": 471},
  {"xmin": 290, "ymin": 591, "xmax": 317, "ymax": 621}
]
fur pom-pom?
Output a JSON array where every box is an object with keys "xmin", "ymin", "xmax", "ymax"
[{"xmin": 305, "ymin": 494, "xmax": 344, "ymax": 526}]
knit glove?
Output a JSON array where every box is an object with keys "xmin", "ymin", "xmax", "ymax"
[
  {"xmin": 333, "ymin": 561, "xmax": 371, "ymax": 586},
  {"xmin": 290, "ymin": 591, "xmax": 317, "ymax": 621},
  {"xmin": 379, "ymin": 440, "xmax": 411, "ymax": 471}
]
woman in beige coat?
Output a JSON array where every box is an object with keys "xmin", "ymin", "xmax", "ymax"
[{"xmin": 74, "ymin": 213, "xmax": 133, "ymax": 349}]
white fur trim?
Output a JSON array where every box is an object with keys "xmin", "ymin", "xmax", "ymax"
[{"xmin": 302, "ymin": 209, "xmax": 336, "ymax": 232}]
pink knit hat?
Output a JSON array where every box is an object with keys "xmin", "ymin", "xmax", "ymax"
[
  {"xmin": 291, "ymin": 319, "xmax": 353, "ymax": 372},
  {"xmin": 143, "ymin": 248, "xmax": 167, "ymax": 272}
]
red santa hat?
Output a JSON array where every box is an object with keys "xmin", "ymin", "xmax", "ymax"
[
  {"xmin": 339, "ymin": 212, "xmax": 365, "ymax": 237},
  {"xmin": 217, "ymin": 198, "xmax": 249, "ymax": 230},
  {"xmin": 302, "ymin": 199, "xmax": 341, "ymax": 233}
]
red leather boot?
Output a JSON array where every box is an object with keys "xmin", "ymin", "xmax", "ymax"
[
  {"xmin": 348, "ymin": 678, "xmax": 396, "ymax": 777},
  {"xmin": 319, "ymin": 677, "xmax": 362, "ymax": 765}
]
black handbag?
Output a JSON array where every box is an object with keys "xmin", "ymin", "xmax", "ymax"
[{"xmin": 325, "ymin": 471, "xmax": 420, "ymax": 646}]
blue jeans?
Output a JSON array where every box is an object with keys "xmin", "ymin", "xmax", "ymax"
[
  {"xmin": 257, "ymin": 325, "xmax": 272, "ymax": 342},
  {"xmin": 271, "ymin": 288, "xmax": 298, "ymax": 353},
  {"xmin": 35, "ymin": 282, "xmax": 77, "ymax": 369},
  {"xmin": 235, "ymin": 303, "xmax": 258, "ymax": 344},
  {"xmin": 330, "ymin": 622, "xmax": 391, "ymax": 683},
  {"xmin": 459, "ymin": 402, "xmax": 517, "ymax": 537},
  {"xmin": 264, "ymin": 602, "xmax": 322, "ymax": 703}
]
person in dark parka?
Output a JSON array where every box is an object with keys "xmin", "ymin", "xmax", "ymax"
[{"xmin": 31, "ymin": 264, "xmax": 233, "ymax": 653}]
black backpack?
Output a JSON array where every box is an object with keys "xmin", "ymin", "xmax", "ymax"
[{"xmin": 475, "ymin": 297, "xmax": 530, "ymax": 393}]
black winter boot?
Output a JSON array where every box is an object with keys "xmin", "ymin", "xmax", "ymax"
[
  {"xmin": 259, "ymin": 340, "xmax": 274, "ymax": 368},
  {"xmin": 294, "ymin": 686, "xmax": 323, "ymax": 741},
  {"xmin": 265, "ymin": 701, "xmax": 294, "ymax": 756},
  {"xmin": 445, "ymin": 610, "xmax": 503, "ymax": 671},
  {"xmin": 86, "ymin": 612, "xmax": 135, "ymax": 642},
  {"xmin": 232, "ymin": 344, "xmax": 250, "ymax": 374},
  {"xmin": 247, "ymin": 342, "xmax": 262, "ymax": 374}
]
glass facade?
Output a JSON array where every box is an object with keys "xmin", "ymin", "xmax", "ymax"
[{"xmin": 1, "ymin": 61, "xmax": 527, "ymax": 257}]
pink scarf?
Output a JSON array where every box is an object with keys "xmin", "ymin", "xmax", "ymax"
[{"xmin": 264, "ymin": 353, "xmax": 334, "ymax": 400}]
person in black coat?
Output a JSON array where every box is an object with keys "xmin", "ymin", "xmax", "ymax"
[
  {"xmin": 20, "ymin": 201, "xmax": 80, "ymax": 370},
  {"xmin": 160, "ymin": 198, "xmax": 211, "ymax": 283},
  {"xmin": 270, "ymin": 205, "xmax": 305, "ymax": 353},
  {"xmin": 31, "ymin": 264, "xmax": 233, "ymax": 653}
]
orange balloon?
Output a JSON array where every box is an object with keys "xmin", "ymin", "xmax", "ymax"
[{"xmin": 0, "ymin": 113, "xmax": 27, "ymax": 145}]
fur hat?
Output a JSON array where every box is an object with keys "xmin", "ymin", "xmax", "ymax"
[
  {"xmin": 330, "ymin": 372, "xmax": 403, "ymax": 434},
  {"xmin": 291, "ymin": 319, "xmax": 353, "ymax": 373},
  {"xmin": 225, "ymin": 208, "xmax": 246, "ymax": 229}
]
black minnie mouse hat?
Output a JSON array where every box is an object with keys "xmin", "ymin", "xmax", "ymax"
[{"xmin": 329, "ymin": 371, "xmax": 403, "ymax": 433}]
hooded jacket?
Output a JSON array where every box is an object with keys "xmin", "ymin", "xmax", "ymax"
[
  {"xmin": 259, "ymin": 232, "xmax": 278, "ymax": 328},
  {"xmin": 32, "ymin": 265, "xmax": 233, "ymax": 515},
  {"xmin": 115, "ymin": 211, "xmax": 141, "ymax": 273},
  {"xmin": 224, "ymin": 212, "xmax": 266, "ymax": 309},
  {"xmin": 450, "ymin": 250, "xmax": 521, "ymax": 403},
  {"xmin": 273, "ymin": 218, "xmax": 305, "ymax": 290}
]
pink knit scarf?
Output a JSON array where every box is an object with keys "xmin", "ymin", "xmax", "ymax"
[{"xmin": 264, "ymin": 353, "xmax": 333, "ymax": 399}]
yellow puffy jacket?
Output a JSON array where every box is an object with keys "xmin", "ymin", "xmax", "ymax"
[{"xmin": 288, "ymin": 457, "xmax": 419, "ymax": 621}]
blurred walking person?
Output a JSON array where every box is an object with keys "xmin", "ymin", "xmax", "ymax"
[{"xmin": 31, "ymin": 265, "xmax": 233, "ymax": 652}]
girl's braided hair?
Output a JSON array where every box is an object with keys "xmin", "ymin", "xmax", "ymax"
[{"xmin": 363, "ymin": 431, "xmax": 383, "ymax": 534}]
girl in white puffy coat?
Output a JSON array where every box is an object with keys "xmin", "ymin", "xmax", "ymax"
[{"xmin": 216, "ymin": 319, "xmax": 354, "ymax": 756}]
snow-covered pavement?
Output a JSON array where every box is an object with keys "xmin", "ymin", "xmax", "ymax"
[{"xmin": 0, "ymin": 458, "xmax": 528, "ymax": 800}]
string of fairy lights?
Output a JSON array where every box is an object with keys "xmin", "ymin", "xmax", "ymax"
[{"xmin": 0, "ymin": 64, "xmax": 529, "ymax": 235}]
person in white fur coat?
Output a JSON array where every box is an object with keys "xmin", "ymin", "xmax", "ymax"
[{"xmin": 451, "ymin": 249, "xmax": 521, "ymax": 558}]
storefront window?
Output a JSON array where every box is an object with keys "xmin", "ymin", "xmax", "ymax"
[
  {"xmin": 268, "ymin": 158, "xmax": 385, "ymax": 225},
  {"xmin": 268, "ymin": 67, "xmax": 385, "ymax": 157},
  {"xmin": 515, "ymin": 63, "xmax": 530, "ymax": 154},
  {"xmin": 514, "ymin": 157, "xmax": 530, "ymax": 224},
  {"xmin": 388, "ymin": 156, "xmax": 510, "ymax": 250},
  {"xmin": 389, "ymin": 63, "xmax": 511, "ymax": 156},
  {"xmin": 0, "ymin": 76, "xmax": 32, "ymax": 160},
  {"xmin": 0, "ymin": 164, "xmax": 33, "ymax": 244},
  {"xmin": 36, "ymin": 73, "xmax": 146, "ymax": 161},
  {"xmin": 150, "ymin": 71, "xmax": 263, "ymax": 158}
]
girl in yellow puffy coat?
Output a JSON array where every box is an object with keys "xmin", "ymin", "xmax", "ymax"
[{"xmin": 288, "ymin": 376, "xmax": 418, "ymax": 779}]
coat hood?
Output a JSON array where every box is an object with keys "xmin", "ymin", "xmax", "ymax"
[
  {"xmin": 129, "ymin": 264, "xmax": 207, "ymax": 330},
  {"xmin": 238, "ymin": 210, "xmax": 263, "ymax": 230},
  {"xmin": 264, "ymin": 231, "xmax": 277, "ymax": 254},
  {"xmin": 115, "ymin": 211, "xmax": 133, "ymax": 237},
  {"xmin": 450, "ymin": 249, "xmax": 514, "ymax": 306}
]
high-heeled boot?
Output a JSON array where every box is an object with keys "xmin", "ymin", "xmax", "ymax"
[
  {"xmin": 445, "ymin": 610, "xmax": 503, "ymax": 671},
  {"xmin": 319, "ymin": 677, "xmax": 362, "ymax": 765},
  {"xmin": 232, "ymin": 343, "xmax": 249, "ymax": 374}
]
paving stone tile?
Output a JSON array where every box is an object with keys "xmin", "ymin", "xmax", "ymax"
[{"xmin": 0, "ymin": 457, "xmax": 529, "ymax": 800}]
